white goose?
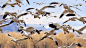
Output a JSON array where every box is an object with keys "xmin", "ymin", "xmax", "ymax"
[
  {"xmin": 63, "ymin": 17, "xmax": 86, "ymax": 24},
  {"xmin": 8, "ymin": 34, "xmax": 28, "ymax": 45},
  {"xmin": 58, "ymin": 43, "xmax": 82, "ymax": 48},
  {"xmin": 38, "ymin": 36, "xmax": 58, "ymax": 46},
  {"xmin": 49, "ymin": 23, "xmax": 69, "ymax": 34},
  {"xmin": 22, "ymin": 31, "xmax": 33, "ymax": 39},
  {"xmin": 73, "ymin": 25, "xmax": 86, "ymax": 34},
  {"xmin": 18, "ymin": 26, "xmax": 42, "ymax": 34}
]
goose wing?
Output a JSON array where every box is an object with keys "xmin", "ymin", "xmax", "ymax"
[
  {"xmin": 26, "ymin": 0, "xmax": 30, "ymax": 5},
  {"xmin": 50, "ymin": 2, "xmax": 60, "ymax": 5},
  {"xmin": 59, "ymin": 10, "xmax": 68, "ymax": 18},
  {"xmin": 17, "ymin": 13, "xmax": 28, "ymax": 18},
  {"xmin": 0, "ymin": 23, "xmax": 11, "ymax": 27},
  {"xmin": 40, "ymin": 6, "xmax": 55, "ymax": 10},
  {"xmin": 48, "ymin": 36, "xmax": 58, "ymax": 46},
  {"xmin": 26, "ymin": 8, "xmax": 35, "ymax": 11},
  {"xmin": 38, "ymin": 35, "xmax": 48, "ymax": 42},
  {"xmin": 8, "ymin": 34, "xmax": 16, "ymax": 40},
  {"xmin": 15, "ymin": 0, "xmax": 22, "ymax": 3},
  {"xmin": 79, "ymin": 25, "xmax": 86, "ymax": 31},
  {"xmin": 17, "ymin": 38, "xmax": 28, "ymax": 41},
  {"xmin": 63, "ymin": 19, "xmax": 72, "ymax": 24}
]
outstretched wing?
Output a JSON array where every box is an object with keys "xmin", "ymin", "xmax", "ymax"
[
  {"xmin": 17, "ymin": 38, "xmax": 28, "ymax": 41},
  {"xmin": 50, "ymin": 2, "xmax": 60, "ymax": 5},
  {"xmin": 26, "ymin": 0, "xmax": 30, "ymax": 5},
  {"xmin": 40, "ymin": 6, "xmax": 55, "ymax": 10},
  {"xmin": 38, "ymin": 35, "xmax": 48, "ymax": 42},
  {"xmin": 17, "ymin": 13, "xmax": 28, "ymax": 18},
  {"xmin": 63, "ymin": 19, "xmax": 71, "ymax": 24},
  {"xmin": 48, "ymin": 36, "xmax": 58, "ymax": 46},
  {"xmin": 8, "ymin": 34, "xmax": 16, "ymax": 40},
  {"xmin": 26, "ymin": 8, "xmax": 34, "ymax": 11},
  {"xmin": 79, "ymin": 25, "xmax": 86, "ymax": 31},
  {"xmin": 59, "ymin": 10, "xmax": 68, "ymax": 18}
]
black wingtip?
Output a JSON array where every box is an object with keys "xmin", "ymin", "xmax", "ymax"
[
  {"xmin": 36, "ymin": 29, "xmax": 41, "ymax": 34},
  {"xmin": 59, "ymin": 14, "xmax": 64, "ymax": 19},
  {"xmin": 55, "ymin": 41, "xmax": 58, "ymax": 46},
  {"xmin": 9, "ymin": 20, "xmax": 14, "ymax": 24},
  {"xmin": 66, "ymin": 14, "xmax": 75, "ymax": 16},
  {"xmin": 3, "ymin": 14, "xmax": 8, "ymax": 19},
  {"xmin": 24, "ymin": 38, "xmax": 28, "ymax": 39},
  {"xmin": 8, "ymin": 34, "xmax": 10, "ymax": 36},
  {"xmin": 24, "ymin": 22, "xmax": 26, "ymax": 26},
  {"xmin": 73, "ymin": 29, "xmax": 75, "ymax": 32}
]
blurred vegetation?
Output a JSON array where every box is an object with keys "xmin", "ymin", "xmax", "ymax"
[{"xmin": 0, "ymin": 32, "xmax": 85, "ymax": 48}]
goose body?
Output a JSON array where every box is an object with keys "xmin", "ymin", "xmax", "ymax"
[
  {"xmin": 8, "ymin": 34, "xmax": 28, "ymax": 45},
  {"xmin": 58, "ymin": 43, "xmax": 82, "ymax": 48}
]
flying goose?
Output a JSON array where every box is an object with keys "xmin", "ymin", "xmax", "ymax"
[
  {"xmin": 8, "ymin": 12, "xmax": 29, "ymax": 26},
  {"xmin": 8, "ymin": 34, "xmax": 28, "ymax": 45},
  {"xmin": 73, "ymin": 25, "xmax": 86, "ymax": 34},
  {"xmin": 38, "ymin": 36, "xmax": 58, "ymax": 46},
  {"xmin": 3, "ymin": 12, "xmax": 17, "ymax": 19},
  {"xmin": 27, "ymin": 6, "xmax": 55, "ymax": 18},
  {"xmin": 63, "ymin": 17, "xmax": 86, "ymax": 24},
  {"xmin": 21, "ymin": 31, "xmax": 33, "ymax": 39},
  {"xmin": 38, "ymin": 29, "xmax": 57, "ymax": 42},
  {"xmin": 50, "ymin": 2, "xmax": 81, "ymax": 11},
  {"xmin": 49, "ymin": 23, "xmax": 69, "ymax": 34},
  {"xmin": 62, "ymin": 24, "xmax": 74, "ymax": 32},
  {"xmin": 58, "ymin": 42, "xmax": 82, "ymax": 48},
  {"xmin": 17, "ymin": 26, "xmax": 42, "ymax": 34},
  {"xmin": 0, "ymin": 2, "xmax": 21, "ymax": 8},
  {"xmin": 59, "ymin": 9, "xmax": 76, "ymax": 18}
]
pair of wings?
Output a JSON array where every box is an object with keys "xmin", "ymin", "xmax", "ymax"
[{"xmin": 8, "ymin": 34, "xmax": 28, "ymax": 41}]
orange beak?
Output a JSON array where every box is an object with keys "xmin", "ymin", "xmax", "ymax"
[{"xmin": 16, "ymin": 3, "xmax": 21, "ymax": 7}]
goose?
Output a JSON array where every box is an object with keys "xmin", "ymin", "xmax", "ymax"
[
  {"xmin": 17, "ymin": 26, "xmax": 42, "ymax": 34},
  {"xmin": 58, "ymin": 42, "xmax": 82, "ymax": 48},
  {"xmin": 33, "ymin": 2, "xmax": 45, "ymax": 5},
  {"xmin": 0, "ymin": 2, "xmax": 21, "ymax": 8},
  {"xmin": 27, "ymin": 6, "xmax": 55, "ymax": 18},
  {"xmin": 50, "ymin": 2, "xmax": 81, "ymax": 11},
  {"xmin": 63, "ymin": 17, "xmax": 86, "ymax": 24},
  {"xmin": 8, "ymin": 34, "xmax": 28, "ymax": 45},
  {"xmin": 3, "ymin": 12, "xmax": 17, "ymax": 19},
  {"xmin": 38, "ymin": 36, "xmax": 58, "ymax": 46},
  {"xmin": 59, "ymin": 9, "xmax": 76, "ymax": 18},
  {"xmin": 38, "ymin": 29, "xmax": 57, "ymax": 42},
  {"xmin": 8, "ymin": 0, "xmax": 30, "ymax": 5},
  {"xmin": 62, "ymin": 24, "xmax": 74, "ymax": 32},
  {"xmin": 73, "ymin": 25, "xmax": 86, "ymax": 34},
  {"xmin": 7, "ymin": 12, "xmax": 29, "ymax": 26},
  {"xmin": 21, "ymin": 31, "xmax": 33, "ymax": 39},
  {"xmin": 49, "ymin": 23, "xmax": 69, "ymax": 34}
]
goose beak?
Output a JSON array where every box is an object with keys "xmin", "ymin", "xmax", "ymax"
[{"xmin": 17, "ymin": 3, "xmax": 21, "ymax": 7}]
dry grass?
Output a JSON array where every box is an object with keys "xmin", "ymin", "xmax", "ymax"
[{"xmin": 0, "ymin": 32, "xmax": 86, "ymax": 48}]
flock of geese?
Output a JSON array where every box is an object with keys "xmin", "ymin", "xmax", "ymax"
[{"xmin": 0, "ymin": 0, "xmax": 86, "ymax": 48}]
